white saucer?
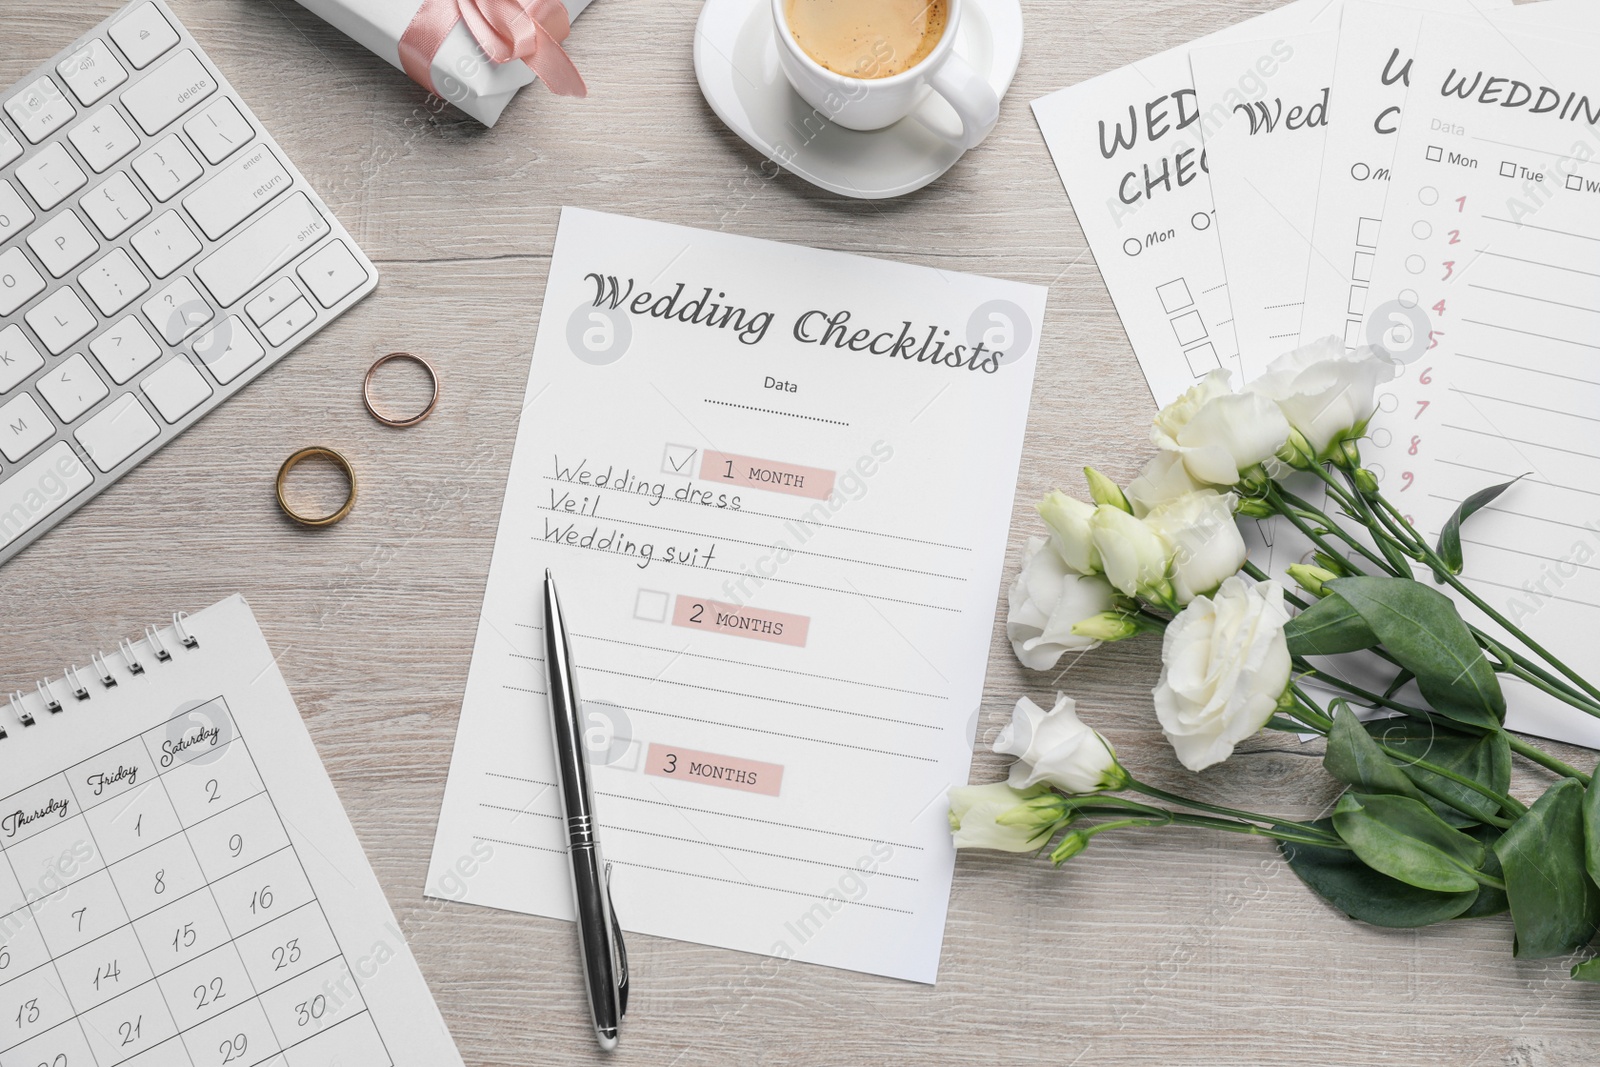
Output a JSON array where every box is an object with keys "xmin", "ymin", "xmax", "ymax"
[{"xmin": 693, "ymin": 0, "xmax": 1025, "ymax": 199}]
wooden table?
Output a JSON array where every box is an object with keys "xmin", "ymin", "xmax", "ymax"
[{"xmin": 6, "ymin": 1, "xmax": 1596, "ymax": 1063}]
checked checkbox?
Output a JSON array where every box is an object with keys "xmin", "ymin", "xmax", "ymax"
[{"xmin": 662, "ymin": 443, "xmax": 699, "ymax": 476}]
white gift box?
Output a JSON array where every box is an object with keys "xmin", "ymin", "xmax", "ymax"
[{"xmin": 293, "ymin": 0, "xmax": 594, "ymax": 126}]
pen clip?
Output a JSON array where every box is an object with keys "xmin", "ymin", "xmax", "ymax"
[{"xmin": 605, "ymin": 862, "xmax": 629, "ymax": 1017}]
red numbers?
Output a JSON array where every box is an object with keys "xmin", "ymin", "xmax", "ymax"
[
  {"xmin": 1447, "ymin": 229, "xmax": 1461, "ymax": 245},
  {"xmin": 1441, "ymin": 260, "xmax": 1455, "ymax": 280},
  {"xmin": 1432, "ymin": 299, "xmax": 1447, "ymax": 317},
  {"xmin": 1419, "ymin": 366, "xmax": 1433, "ymax": 385},
  {"xmin": 1455, "ymin": 195, "xmax": 1467, "ymax": 212},
  {"xmin": 1415, "ymin": 399, "xmax": 1430, "ymax": 418},
  {"xmin": 1427, "ymin": 329, "xmax": 1443, "ymax": 349},
  {"xmin": 1400, "ymin": 471, "xmax": 1416, "ymax": 492},
  {"xmin": 1408, "ymin": 435, "xmax": 1421, "ymax": 456}
]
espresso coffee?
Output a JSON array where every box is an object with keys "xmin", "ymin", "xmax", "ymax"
[{"xmin": 784, "ymin": 0, "xmax": 950, "ymax": 80}]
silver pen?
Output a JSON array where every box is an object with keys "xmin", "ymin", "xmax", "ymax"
[{"xmin": 543, "ymin": 570, "xmax": 629, "ymax": 1051}]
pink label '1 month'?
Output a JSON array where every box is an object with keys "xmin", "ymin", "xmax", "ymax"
[{"xmin": 700, "ymin": 450, "xmax": 835, "ymax": 500}]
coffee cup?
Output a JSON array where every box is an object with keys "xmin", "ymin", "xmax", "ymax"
[{"xmin": 771, "ymin": 0, "xmax": 1001, "ymax": 150}]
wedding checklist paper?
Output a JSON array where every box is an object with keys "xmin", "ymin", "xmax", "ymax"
[
  {"xmin": 426, "ymin": 209, "xmax": 1044, "ymax": 983},
  {"xmin": 1300, "ymin": 0, "xmax": 1589, "ymax": 344},
  {"xmin": 1031, "ymin": 0, "xmax": 1341, "ymax": 406},
  {"xmin": 1358, "ymin": 16, "xmax": 1600, "ymax": 746},
  {"xmin": 1192, "ymin": 28, "xmax": 1341, "ymax": 375}
]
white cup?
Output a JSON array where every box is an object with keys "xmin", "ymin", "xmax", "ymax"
[{"xmin": 771, "ymin": 0, "xmax": 1001, "ymax": 150}]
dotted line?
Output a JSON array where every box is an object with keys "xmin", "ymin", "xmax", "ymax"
[
  {"xmin": 704, "ymin": 398, "xmax": 849, "ymax": 426},
  {"xmin": 573, "ymin": 664, "xmax": 940, "ymax": 730},
  {"xmin": 476, "ymin": 835, "xmax": 567, "ymax": 857},
  {"xmin": 1263, "ymin": 300, "xmax": 1305, "ymax": 311},
  {"xmin": 483, "ymin": 772, "xmax": 923, "ymax": 851}
]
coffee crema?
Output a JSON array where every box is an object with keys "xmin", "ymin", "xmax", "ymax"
[{"xmin": 783, "ymin": 0, "xmax": 949, "ymax": 80}]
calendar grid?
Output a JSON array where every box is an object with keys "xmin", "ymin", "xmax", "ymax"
[{"xmin": 0, "ymin": 697, "xmax": 396, "ymax": 1067}]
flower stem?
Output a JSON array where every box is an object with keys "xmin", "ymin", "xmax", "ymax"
[
  {"xmin": 1505, "ymin": 735, "xmax": 1592, "ymax": 786},
  {"xmin": 1124, "ymin": 779, "xmax": 1338, "ymax": 841},
  {"xmin": 1068, "ymin": 803, "xmax": 1349, "ymax": 850}
]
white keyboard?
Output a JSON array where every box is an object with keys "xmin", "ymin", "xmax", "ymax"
[{"xmin": 0, "ymin": 0, "xmax": 377, "ymax": 565}]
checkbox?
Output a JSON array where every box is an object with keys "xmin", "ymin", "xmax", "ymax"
[
  {"xmin": 1170, "ymin": 309, "xmax": 1207, "ymax": 346},
  {"xmin": 1352, "ymin": 251, "xmax": 1374, "ymax": 283},
  {"xmin": 1355, "ymin": 217, "xmax": 1381, "ymax": 248},
  {"xmin": 1426, "ymin": 145, "xmax": 1443, "ymax": 162},
  {"xmin": 1347, "ymin": 284, "xmax": 1369, "ymax": 317},
  {"xmin": 662, "ymin": 443, "xmax": 698, "ymax": 476},
  {"xmin": 1343, "ymin": 319, "xmax": 1364, "ymax": 348},
  {"xmin": 1568, "ymin": 173, "xmax": 1584, "ymax": 191},
  {"xmin": 634, "ymin": 589, "xmax": 670, "ymax": 623},
  {"xmin": 1183, "ymin": 342, "xmax": 1219, "ymax": 376},
  {"xmin": 1156, "ymin": 278, "xmax": 1194, "ymax": 314},
  {"xmin": 1499, "ymin": 160, "xmax": 1517, "ymax": 178}
]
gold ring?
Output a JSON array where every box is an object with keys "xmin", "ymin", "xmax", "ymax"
[
  {"xmin": 363, "ymin": 351, "xmax": 440, "ymax": 428},
  {"xmin": 275, "ymin": 447, "xmax": 358, "ymax": 527}
]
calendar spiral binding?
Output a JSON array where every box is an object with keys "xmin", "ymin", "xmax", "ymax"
[{"xmin": 5, "ymin": 612, "xmax": 201, "ymax": 741}]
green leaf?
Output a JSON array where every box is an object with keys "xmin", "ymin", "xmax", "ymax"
[
  {"xmin": 1457, "ymin": 825, "xmax": 1509, "ymax": 918},
  {"xmin": 1284, "ymin": 592, "xmax": 1378, "ymax": 657},
  {"xmin": 1332, "ymin": 792, "xmax": 1487, "ymax": 893},
  {"xmin": 1494, "ymin": 779, "xmax": 1600, "ymax": 958},
  {"xmin": 1437, "ymin": 476, "xmax": 1525, "ymax": 575},
  {"xmin": 1324, "ymin": 708, "xmax": 1426, "ymax": 801},
  {"xmin": 1584, "ymin": 774, "xmax": 1600, "ymax": 891},
  {"xmin": 1572, "ymin": 958, "xmax": 1600, "ymax": 982},
  {"xmin": 1325, "ymin": 576, "xmax": 1505, "ymax": 729},
  {"xmin": 1382, "ymin": 668, "xmax": 1416, "ymax": 700},
  {"xmin": 1280, "ymin": 821, "xmax": 1478, "ymax": 928},
  {"xmin": 1365, "ymin": 717, "xmax": 1510, "ymax": 825}
]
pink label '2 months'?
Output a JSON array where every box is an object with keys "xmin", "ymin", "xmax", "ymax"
[{"xmin": 672, "ymin": 596, "xmax": 809, "ymax": 646}]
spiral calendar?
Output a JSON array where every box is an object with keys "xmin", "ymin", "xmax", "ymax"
[{"xmin": 0, "ymin": 596, "xmax": 463, "ymax": 1067}]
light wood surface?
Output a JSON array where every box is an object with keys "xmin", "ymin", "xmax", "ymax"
[{"xmin": 5, "ymin": 1, "xmax": 1597, "ymax": 1063}]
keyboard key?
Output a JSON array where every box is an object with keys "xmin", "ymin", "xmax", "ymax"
[
  {"xmin": 37, "ymin": 353, "xmax": 108, "ymax": 423},
  {"xmin": 80, "ymin": 172, "xmax": 150, "ymax": 238},
  {"xmin": 5, "ymin": 77, "xmax": 75, "ymax": 144},
  {"xmin": 262, "ymin": 297, "xmax": 316, "ymax": 346},
  {"xmin": 0, "ymin": 180, "xmax": 37, "ymax": 243},
  {"xmin": 184, "ymin": 143, "xmax": 290, "ymax": 240},
  {"xmin": 120, "ymin": 50, "xmax": 215, "ymax": 135},
  {"xmin": 196, "ymin": 192, "xmax": 328, "ymax": 307},
  {"xmin": 16, "ymin": 142, "xmax": 87, "ymax": 211},
  {"xmin": 75, "ymin": 393, "xmax": 157, "ymax": 472},
  {"xmin": 298, "ymin": 240, "xmax": 368, "ymax": 308},
  {"xmin": 68, "ymin": 105, "xmax": 139, "ymax": 172},
  {"xmin": 185, "ymin": 98, "xmax": 252, "ymax": 164},
  {"xmin": 90, "ymin": 315, "xmax": 161, "ymax": 384},
  {"xmin": 110, "ymin": 3, "xmax": 181, "ymax": 69},
  {"xmin": 28, "ymin": 210, "xmax": 98, "ymax": 277},
  {"xmin": 244, "ymin": 278, "xmax": 299, "ymax": 327},
  {"xmin": 0, "ymin": 324, "xmax": 45, "ymax": 393},
  {"xmin": 0, "ymin": 126, "xmax": 20, "ymax": 168},
  {"xmin": 0, "ymin": 442, "xmax": 93, "ymax": 549},
  {"xmin": 143, "ymin": 276, "xmax": 211, "ymax": 344},
  {"xmin": 79, "ymin": 247, "xmax": 149, "ymax": 316},
  {"xmin": 26, "ymin": 287, "xmax": 96, "ymax": 354},
  {"xmin": 132, "ymin": 133, "xmax": 202, "ymax": 201},
  {"xmin": 0, "ymin": 393, "xmax": 54, "ymax": 461},
  {"xmin": 57, "ymin": 40, "xmax": 128, "ymax": 106},
  {"xmin": 192, "ymin": 316, "xmax": 263, "ymax": 385},
  {"xmin": 130, "ymin": 209, "xmax": 200, "ymax": 278},
  {"xmin": 0, "ymin": 247, "xmax": 47, "ymax": 315},
  {"xmin": 141, "ymin": 355, "xmax": 211, "ymax": 422}
]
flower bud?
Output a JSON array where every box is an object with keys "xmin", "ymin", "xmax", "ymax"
[
  {"xmin": 1336, "ymin": 438, "xmax": 1363, "ymax": 471},
  {"xmin": 1352, "ymin": 467, "xmax": 1380, "ymax": 494},
  {"xmin": 1235, "ymin": 496, "xmax": 1273, "ymax": 519},
  {"xmin": 1084, "ymin": 467, "xmax": 1132, "ymax": 513},
  {"xmin": 1312, "ymin": 552, "xmax": 1347, "ymax": 576},
  {"xmin": 994, "ymin": 791, "xmax": 1070, "ymax": 828},
  {"xmin": 1089, "ymin": 505, "xmax": 1175, "ymax": 605},
  {"xmin": 1050, "ymin": 829, "xmax": 1090, "ymax": 866},
  {"xmin": 1275, "ymin": 428, "xmax": 1318, "ymax": 471},
  {"xmin": 1286, "ymin": 563, "xmax": 1338, "ymax": 598},
  {"xmin": 1037, "ymin": 491, "xmax": 1100, "ymax": 574},
  {"xmin": 948, "ymin": 783, "xmax": 1060, "ymax": 853},
  {"xmin": 1070, "ymin": 611, "xmax": 1144, "ymax": 642}
]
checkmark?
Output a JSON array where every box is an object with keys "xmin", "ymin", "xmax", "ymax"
[{"xmin": 662, "ymin": 444, "xmax": 698, "ymax": 476}]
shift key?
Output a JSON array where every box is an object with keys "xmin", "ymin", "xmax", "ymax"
[{"xmin": 195, "ymin": 192, "xmax": 328, "ymax": 307}]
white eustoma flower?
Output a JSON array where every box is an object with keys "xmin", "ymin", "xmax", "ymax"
[
  {"xmin": 1153, "ymin": 576, "xmax": 1293, "ymax": 772},
  {"xmin": 1125, "ymin": 451, "xmax": 1205, "ymax": 517},
  {"xmin": 1151, "ymin": 369, "xmax": 1290, "ymax": 485},
  {"xmin": 1250, "ymin": 337, "xmax": 1387, "ymax": 459},
  {"xmin": 994, "ymin": 693, "xmax": 1125, "ymax": 794},
  {"xmin": 1006, "ymin": 537, "xmax": 1118, "ymax": 670},
  {"xmin": 1037, "ymin": 491, "xmax": 1100, "ymax": 574},
  {"xmin": 947, "ymin": 782, "xmax": 1057, "ymax": 852},
  {"xmin": 1143, "ymin": 490, "xmax": 1248, "ymax": 605},
  {"xmin": 1090, "ymin": 504, "xmax": 1174, "ymax": 603}
]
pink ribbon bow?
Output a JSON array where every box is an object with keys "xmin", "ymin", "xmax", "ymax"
[{"xmin": 398, "ymin": 0, "xmax": 587, "ymax": 101}]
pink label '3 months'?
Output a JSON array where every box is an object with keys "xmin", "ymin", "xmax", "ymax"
[
  {"xmin": 700, "ymin": 450, "xmax": 835, "ymax": 500},
  {"xmin": 645, "ymin": 743, "xmax": 784, "ymax": 796}
]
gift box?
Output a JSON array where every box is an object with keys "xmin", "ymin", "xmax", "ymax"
[{"xmin": 293, "ymin": 0, "xmax": 594, "ymax": 126}]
